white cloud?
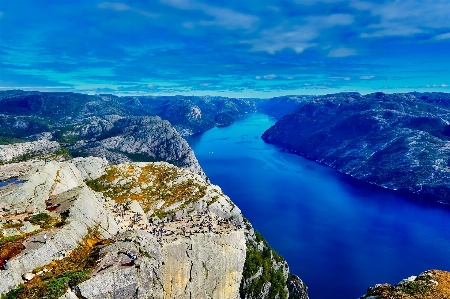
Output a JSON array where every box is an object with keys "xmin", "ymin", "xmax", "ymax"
[
  {"xmin": 98, "ymin": 2, "xmax": 130, "ymax": 11},
  {"xmin": 296, "ymin": 0, "xmax": 346, "ymax": 5},
  {"xmin": 329, "ymin": 76, "xmax": 351, "ymax": 80},
  {"xmin": 328, "ymin": 47, "xmax": 357, "ymax": 57},
  {"xmin": 183, "ymin": 22, "xmax": 195, "ymax": 29},
  {"xmin": 161, "ymin": 0, "xmax": 258, "ymax": 30},
  {"xmin": 200, "ymin": 83, "xmax": 211, "ymax": 86},
  {"xmin": 199, "ymin": 7, "xmax": 258, "ymax": 30},
  {"xmin": 359, "ymin": 75, "xmax": 375, "ymax": 79},
  {"xmin": 98, "ymin": 2, "xmax": 159, "ymax": 18},
  {"xmin": 147, "ymin": 84, "xmax": 155, "ymax": 88},
  {"xmin": 243, "ymin": 25, "xmax": 318, "ymax": 54},
  {"xmin": 433, "ymin": 84, "xmax": 449, "ymax": 87},
  {"xmin": 354, "ymin": 0, "xmax": 450, "ymax": 38},
  {"xmin": 305, "ymin": 14, "xmax": 354, "ymax": 27},
  {"xmin": 255, "ymin": 76, "xmax": 262, "ymax": 80},
  {"xmin": 266, "ymin": 6, "xmax": 280, "ymax": 12},
  {"xmin": 243, "ymin": 13, "xmax": 353, "ymax": 54},
  {"xmin": 264, "ymin": 74, "xmax": 277, "ymax": 79},
  {"xmin": 361, "ymin": 26, "xmax": 423, "ymax": 38},
  {"xmin": 436, "ymin": 32, "xmax": 450, "ymax": 40},
  {"xmin": 350, "ymin": 1, "xmax": 375, "ymax": 11}
]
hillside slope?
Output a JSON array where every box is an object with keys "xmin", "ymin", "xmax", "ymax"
[{"xmin": 262, "ymin": 92, "xmax": 450, "ymax": 204}]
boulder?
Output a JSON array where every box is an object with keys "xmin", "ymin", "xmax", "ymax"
[{"xmin": 19, "ymin": 221, "xmax": 40, "ymax": 234}]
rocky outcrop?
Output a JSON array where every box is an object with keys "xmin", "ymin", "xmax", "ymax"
[
  {"xmin": 0, "ymin": 158, "xmax": 118, "ymax": 294},
  {"xmin": 0, "ymin": 157, "xmax": 307, "ymax": 299},
  {"xmin": 287, "ymin": 274, "xmax": 309, "ymax": 299},
  {"xmin": 69, "ymin": 116, "xmax": 205, "ymax": 178},
  {"xmin": 74, "ymin": 230, "xmax": 163, "ymax": 299},
  {"xmin": 360, "ymin": 270, "xmax": 450, "ymax": 299},
  {"xmin": 0, "ymin": 140, "xmax": 60, "ymax": 163},
  {"xmin": 161, "ymin": 231, "xmax": 246, "ymax": 299},
  {"xmin": 262, "ymin": 92, "xmax": 450, "ymax": 204}
]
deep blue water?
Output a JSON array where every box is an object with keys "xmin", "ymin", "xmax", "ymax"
[{"xmin": 186, "ymin": 113, "xmax": 450, "ymax": 299}]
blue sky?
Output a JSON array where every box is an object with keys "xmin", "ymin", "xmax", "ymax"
[{"xmin": 0, "ymin": 0, "xmax": 449, "ymax": 97}]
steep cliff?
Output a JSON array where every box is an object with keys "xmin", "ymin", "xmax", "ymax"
[
  {"xmin": 0, "ymin": 157, "xmax": 308, "ymax": 299},
  {"xmin": 262, "ymin": 92, "xmax": 450, "ymax": 204},
  {"xmin": 69, "ymin": 116, "xmax": 205, "ymax": 178}
]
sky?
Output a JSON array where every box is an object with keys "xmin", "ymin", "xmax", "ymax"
[{"xmin": 0, "ymin": 0, "xmax": 449, "ymax": 97}]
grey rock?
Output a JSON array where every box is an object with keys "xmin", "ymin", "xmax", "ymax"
[
  {"xmin": 58, "ymin": 289, "xmax": 80, "ymax": 299},
  {"xmin": 22, "ymin": 272, "xmax": 35, "ymax": 281},
  {"xmin": 75, "ymin": 230, "xmax": 163, "ymax": 299},
  {"xmin": 0, "ymin": 140, "xmax": 60, "ymax": 163},
  {"xmin": 71, "ymin": 157, "xmax": 108, "ymax": 180},
  {"xmin": 161, "ymin": 231, "xmax": 246, "ymax": 299},
  {"xmin": 19, "ymin": 221, "xmax": 40, "ymax": 233},
  {"xmin": 2, "ymin": 228, "xmax": 20, "ymax": 237},
  {"xmin": 287, "ymin": 274, "xmax": 309, "ymax": 299}
]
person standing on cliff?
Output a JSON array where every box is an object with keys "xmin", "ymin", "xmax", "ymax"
[{"xmin": 44, "ymin": 234, "xmax": 47, "ymax": 244}]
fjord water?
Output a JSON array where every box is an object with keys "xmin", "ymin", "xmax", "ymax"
[{"xmin": 186, "ymin": 113, "xmax": 450, "ymax": 299}]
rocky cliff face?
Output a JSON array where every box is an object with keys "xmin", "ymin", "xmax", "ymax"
[
  {"xmin": 262, "ymin": 92, "xmax": 450, "ymax": 204},
  {"xmin": 69, "ymin": 116, "xmax": 205, "ymax": 178},
  {"xmin": 359, "ymin": 270, "xmax": 450, "ymax": 299},
  {"xmin": 0, "ymin": 140, "xmax": 61, "ymax": 163},
  {"xmin": 0, "ymin": 156, "xmax": 308, "ymax": 299}
]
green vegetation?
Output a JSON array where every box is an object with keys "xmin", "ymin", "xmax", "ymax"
[
  {"xmin": 240, "ymin": 229, "xmax": 288, "ymax": 299},
  {"xmin": 26, "ymin": 213, "xmax": 62, "ymax": 229},
  {"xmin": 2, "ymin": 221, "xmax": 22, "ymax": 229},
  {"xmin": 1, "ymin": 231, "xmax": 107, "ymax": 299},
  {"xmin": 1, "ymin": 285, "xmax": 24, "ymax": 299},
  {"xmin": 51, "ymin": 147, "xmax": 72, "ymax": 160},
  {"xmin": 397, "ymin": 281, "xmax": 431, "ymax": 296},
  {"xmin": 0, "ymin": 234, "xmax": 23, "ymax": 246},
  {"xmin": 86, "ymin": 164, "xmax": 207, "ymax": 215},
  {"xmin": 0, "ymin": 136, "xmax": 26, "ymax": 145}
]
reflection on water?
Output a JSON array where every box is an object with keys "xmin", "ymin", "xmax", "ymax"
[{"xmin": 186, "ymin": 113, "xmax": 450, "ymax": 299}]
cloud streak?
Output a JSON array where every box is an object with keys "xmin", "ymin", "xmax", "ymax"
[{"xmin": 0, "ymin": 0, "xmax": 449, "ymax": 96}]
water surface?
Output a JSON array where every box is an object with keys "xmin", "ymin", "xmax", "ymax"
[{"xmin": 186, "ymin": 113, "xmax": 450, "ymax": 299}]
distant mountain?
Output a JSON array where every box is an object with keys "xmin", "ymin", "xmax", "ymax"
[
  {"xmin": 119, "ymin": 95, "xmax": 257, "ymax": 136},
  {"xmin": 262, "ymin": 92, "xmax": 450, "ymax": 204},
  {"xmin": 259, "ymin": 92, "xmax": 362, "ymax": 119},
  {"xmin": 258, "ymin": 95, "xmax": 312, "ymax": 119},
  {"xmin": 0, "ymin": 90, "xmax": 256, "ymax": 175}
]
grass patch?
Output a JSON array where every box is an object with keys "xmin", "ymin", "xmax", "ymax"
[
  {"xmin": 87, "ymin": 163, "xmax": 207, "ymax": 216},
  {"xmin": 26, "ymin": 213, "xmax": 62, "ymax": 229},
  {"xmin": 2, "ymin": 230, "xmax": 110, "ymax": 299},
  {"xmin": 2, "ymin": 221, "xmax": 22, "ymax": 229}
]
